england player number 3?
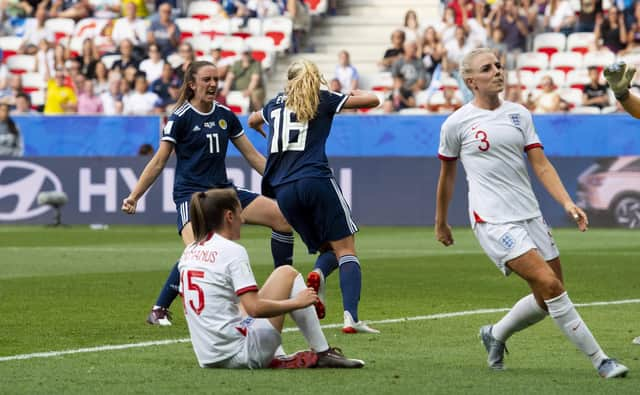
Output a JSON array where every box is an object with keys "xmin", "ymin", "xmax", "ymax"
[{"xmin": 475, "ymin": 130, "xmax": 490, "ymax": 151}]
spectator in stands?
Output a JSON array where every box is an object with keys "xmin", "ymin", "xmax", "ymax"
[
  {"xmin": 421, "ymin": 26, "xmax": 445, "ymax": 77},
  {"xmin": 139, "ymin": 43, "xmax": 165, "ymax": 84},
  {"xmin": 582, "ymin": 65, "xmax": 610, "ymax": 109},
  {"xmin": 222, "ymin": 46, "xmax": 265, "ymax": 111},
  {"xmin": 52, "ymin": 42, "xmax": 68, "ymax": 74},
  {"xmin": 112, "ymin": 1, "xmax": 147, "ymax": 48},
  {"xmin": 16, "ymin": 0, "xmax": 40, "ymax": 17},
  {"xmin": 0, "ymin": 74, "xmax": 24, "ymax": 106},
  {"xmin": 90, "ymin": 0, "xmax": 121, "ymax": 19},
  {"xmin": 378, "ymin": 29, "xmax": 405, "ymax": 72},
  {"xmin": 151, "ymin": 62, "xmax": 175, "ymax": 107},
  {"xmin": 76, "ymin": 38, "xmax": 100, "ymax": 79},
  {"xmin": 48, "ymin": 0, "xmax": 92, "ymax": 21},
  {"xmin": 122, "ymin": 73, "xmax": 162, "ymax": 114},
  {"xmin": 137, "ymin": 143, "xmax": 154, "ymax": 156},
  {"xmin": 35, "ymin": 39, "xmax": 54, "ymax": 81},
  {"xmin": 0, "ymin": 103, "xmax": 23, "ymax": 156},
  {"xmin": 443, "ymin": 26, "xmax": 476, "ymax": 75},
  {"xmin": 439, "ymin": 82, "xmax": 463, "ymax": 113},
  {"xmin": 529, "ymin": 75, "xmax": 563, "ymax": 113},
  {"xmin": 162, "ymin": 79, "xmax": 180, "ymax": 112},
  {"xmin": 112, "ymin": 39, "xmax": 139, "ymax": 71},
  {"xmin": 334, "ymin": 50, "xmax": 358, "ymax": 93},
  {"xmin": 523, "ymin": 0, "xmax": 547, "ymax": 49},
  {"xmin": 148, "ymin": 2, "xmax": 180, "ymax": 58},
  {"xmin": 437, "ymin": 6, "xmax": 458, "ymax": 46},
  {"xmin": 447, "ymin": 0, "xmax": 473, "ymax": 27},
  {"xmin": 594, "ymin": 6, "xmax": 627, "ymax": 53},
  {"xmin": 575, "ymin": 0, "xmax": 602, "ymax": 33},
  {"xmin": 489, "ymin": 0, "xmax": 529, "ymax": 54},
  {"xmin": 12, "ymin": 92, "xmax": 36, "ymax": 114},
  {"xmin": 403, "ymin": 9, "xmax": 423, "ymax": 47},
  {"xmin": 505, "ymin": 83, "xmax": 525, "ymax": 105},
  {"xmin": 208, "ymin": 44, "xmax": 232, "ymax": 80},
  {"xmin": 620, "ymin": 1, "xmax": 640, "ymax": 55},
  {"xmin": 77, "ymin": 79, "xmax": 103, "ymax": 114},
  {"xmin": 391, "ymin": 40, "xmax": 427, "ymax": 93},
  {"xmin": 123, "ymin": 0, "xmax": 149, "ymax": 18},
  {"xmin": 286, "ymin": 0, "xmax": 311, "ymax": 53},
  {"xmin": 247, "ymin": 0, "xmax": 281, "ymax": 18},
  {"xmin": 383, "ymin": 75, "xmax": 415, "ymax": 113},
  {"xmin": 544, "ymin": 0, "xmax": 576, "ymax": 35},
  {"xmin": 122, "ymin": 63, "xmax": 138, "ymax": 89},
  {"xmin": 173, "ymin": 42, "xmax": 195, "ymax": 83},
  {"xmin": 67, "ymin": 57, "xmax": 86, "ymax": 92},
  {"xmin": 93, "ymin": 61, "xmax": 109, "ymax": 94},
  {"xmin": 487, "ymin": 26, "xmax": 509, "ymax": 69},
  {"xmin": 100, "ymin": 77, "xmax": 123, "ymax": 114},
  {"xmin": 329, "ymin": 77, "xmax": 341, "ymax": 92},
  {"xmin": 464, "ymin": 1, "xmax": 488, "ymax": 48},
  {"xmin": 44, "ymin": 67, "xmax": 77, "ymax": 114},
  {"xmin": 20, "ymin": 7, "xmax": 53, "ymax": 53}
]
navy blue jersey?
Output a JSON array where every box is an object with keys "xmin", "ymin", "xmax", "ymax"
[
  {"xmin": 261, "ymin": 90, "xmax": 348, "ymax": 197},
  {"xmin": 161, "ymin": 101, "xmax": 244, "ymax": 203}
]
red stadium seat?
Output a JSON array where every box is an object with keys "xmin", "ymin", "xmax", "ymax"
[
  {"xmin": 516, "ymin": 52, "xmax": 549, "ymax": 73},
  {"xmin": 45, "ymin": 18, "xmax": 76, "ymax": 44},
  {"xmin": 533, "ymin": 32, "xmax": 566, "ymax": 60},
  {"xmin": 262, "ymin": 17, "xmax": 292, "ymax": 52},
  {"xmin": 245, "ymin": 36, "xmax": 275, "ymax": 68},
  {"xmin": 549, "ymin": 51, "xmax": 583, "ymax": 75},
  {"xmin": 304, "ymin": 0, "xmax": 327, "ymax": 15},
  {"xmin": 187, "ymin": 1, "xmax": 223, "ymax": 20},
  {"xmin": 567, "ymin": 32, "xmax": 595, "ymax": 55}
]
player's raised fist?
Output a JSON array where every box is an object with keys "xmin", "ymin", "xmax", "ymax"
[
  {"xmin": 122, "ymin": 196, "xmax": 137, "ymax": 214},
  {"xmin": 604, "ymin": 61, "xmax": 636, "ymax": 98}
]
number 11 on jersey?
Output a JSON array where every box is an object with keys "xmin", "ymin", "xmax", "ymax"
[{"xmin": 206, "ymin": 133, "xmax": 220, "ymax": 154}]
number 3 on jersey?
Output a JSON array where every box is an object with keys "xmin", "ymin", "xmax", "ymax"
[
  {"xmin": 475, "ymin": 130, "xmax": 490, "ymax": 151},
  {"xmin": 269, "ymin": 108, "xmax": 308, "ymax": 153},
  {"xmin": 181, "ymin": 270, "xmax": 205, "ymax": 315}
]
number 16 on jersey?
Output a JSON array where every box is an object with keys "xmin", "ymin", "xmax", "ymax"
[{"xmin": 269, "ymin": 108, "xmax": 308, "ymax": 153}]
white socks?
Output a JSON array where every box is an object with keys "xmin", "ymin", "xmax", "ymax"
[
  {"xmin": 289, "ymin": 274, "xmax": 329, "ymax": 352},
  {"xmin": 545, "ymin": 292, "xmax": 607, "ymax": 368},
  {"xmin": 492, "ymin": 294, "xmax": 548, "ymax": 342}
]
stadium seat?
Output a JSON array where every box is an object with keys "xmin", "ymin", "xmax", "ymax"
[
  {"xmin": 304, "ymin": 0, "xmax": 328, "ymax": 15},
  {"xmin": 0, "ymin": 36, "xmax": 23, "ymax": 63},
  {"xmin": 200, "ymin": 17, "xmax": 232, "ymax": 40},
  {"xmin": 45, "ymin": 18, "xmax": 76, "ymax": 44},
  {"xmin": 534, "ymin": 69, "xmax": 566, "ymax": 88},
  {"xmin": 246, "ymin": 18, "xmax": 263, "ymax": 37},
  {"xmin": 571, "ymin": 105, "xmax": 601, "ymax": 114},
  {"xmin": 549, "ymin": 51, "xmax": 583, "ymax": 75},
  {"xmin": 72, "ymin": 18, "xmax": 108, "ymax": 40},
  {"xmin": 68, "ymin": 36, "xmax": 84, "ymax": 58},
  {"xmin": 187, "ymin": 1, "xmax": 223, "ymax": 20},
  {"xmin": 516, "ymin": 52, "xmax": 548, "ymax": 73},
  {"xmin": 7, "ymin": 55, "xmax": 36, "ymax": 74},
  {"xmin": 368, "ymin": 71, "xmax": 393, "ymax": 92},
  {"xmin": 566, "ymin": 69, "xmax": 590, "ymax": 89},
  {"xmin": 617, "ymin": 52, "xmax": 640, "ymax": 69},
  {"xmin": 583, "ymin": 50, "xmax": 615, "ymax": 73},
  {"xmin": 175, "ymin": 17, "xmax": 200, "ymax": 41},
  {"xmin": 262, "ymin": 17, "xmax": 293, "ymax": 52},
  {"xmin": 21, "ymin": 72, "xmax": 46, "ymax": 93},
  {"xmin": 30, "ymin": 89, "xmax": 45, "ymax": 108},
  {"xmin": 567, "ymin": 32, "xmax": 594, "ymax": 55},
  {"xmin": 189, "ymin": 36, "xmax": 212, "ymax": 57},
  {"xmin": 100, "ymin": 54, "xmax": 121, "ymax": 69},
  {"xmin": 507, "ymin": 69, "xmax": 535, "ymax": 90},
  {"xmin": 415, "ymin": 90, "xmax": 430, "ymax": 108},
  {"xmin": 218, "ymin": 36, "xmax": 245, "ymax": 59},
  {"xmin": 558, "ymin": 87, "xmax": 584, "ymax": 108},
  {"xmin": 225, "ymin": 90, "xmax": 250, "ymax": 114},
  {"xmin": 245, "ymin": 36, "xmax": 275, "ymax": 69},
  {"xmin": 533, "ymin": 32, "xmax": 566, "ymax": 59}
]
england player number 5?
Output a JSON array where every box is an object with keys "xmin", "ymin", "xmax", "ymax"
[
  {"xmin": 182, "ymin": 270, "xmax": 205, "ymax": 315},
  {"xmin": 269, "ymin": 108, "xmax": 308, "ymax": 153}
]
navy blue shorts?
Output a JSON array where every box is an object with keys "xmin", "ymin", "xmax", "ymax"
[
  {"xmin": 273, "ymin": 177, "xmax": 358, "ymax": 254},
  {"xmin": 175, "ymin": 187, "xmax": 259, "ymax": 234}
]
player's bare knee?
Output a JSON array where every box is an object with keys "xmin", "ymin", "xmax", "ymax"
[
  {"xmin": 274, "ymin": 264, "xmax": 298, "ymax": 278},
  {"xmin": 540, "ymin": 277, "xmax": 565, "ymax": 300}
]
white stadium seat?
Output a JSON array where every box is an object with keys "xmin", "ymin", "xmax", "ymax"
[
  {"xmin": 517, "ymin": 52, "xmax": 549, "ymax": 73},
  {"xmin": 187, "ymin": 1, "xmax": 223, "ymax": 20},
  {"xmin": 549, "ymin": 51, "xmax": 583, "ymax": 75},
  {"xmin": 262, "ymin": 17, "xmax": 292, "ymax": 52},
  {"xmin": 533, "ymin": 32, "xmax": 567, "ymax": 59},
  {"xmin": 567, "ymin": 32, "xmax": 595, "ymax": 55},
  {"xmin": 225, "ymin": 90, "xmax": 250, "ymax": 114}
]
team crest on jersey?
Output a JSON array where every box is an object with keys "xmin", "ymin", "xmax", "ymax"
[
  {"xmin": 218, "ymin": 119, "xmax": 227, "ymax": 130},
  {"xmin": 499, "ymin": 232, "xmax": 516, "ymax": 250},
  {"xmin": 204, "ymin": 121, "xmax": 215, "ymax": 128},
  {"xmin": 508, "ymin": 113, "xmax": 521, "ymax": 127}
]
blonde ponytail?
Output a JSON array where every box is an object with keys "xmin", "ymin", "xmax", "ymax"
[{"xmin": 285, "ymin": 59, "xmax": 326, "ymax": 122}]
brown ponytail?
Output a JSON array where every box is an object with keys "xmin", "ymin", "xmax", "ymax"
[{"xmin": 189, "ymin": 188, "xmax": 241, "ymax": 242}]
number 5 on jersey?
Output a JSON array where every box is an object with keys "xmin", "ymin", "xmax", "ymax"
[
  {"xmin": 269, "ymin": 108, "xmax": 308, "ymax": 153},
  {"xmin": 181, "ymin": 270, "xmax": 205, "ymax": 315}
]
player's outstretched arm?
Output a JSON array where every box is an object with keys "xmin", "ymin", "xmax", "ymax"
[
  {"xmin": 239, "ymin": 289, "xmax": 318, "ymax": 318},
  {"xmin": 527, "ymin": 147, "xmax": 588, "ymax": 231},
  {"xmin": 343, "ymin": 90, "xmax": 380, "ymax": 109},
  {"xmin": 121, "ymin": 141, "xmax": 173, "ymax": 214},
  {"xmin": 248, "ymin": 111, "xmax": 267, "ymax": 138},
  {"xmin": 435, "ymin": 160, "xmax": 457, "ymax": 246},
  {"xmin": 233, "ymin": 134, "xmax": 266, "ymax": 175},
  {"xmin": 604, "ymin": 61, "xmax": 640, "ymax": 118}
]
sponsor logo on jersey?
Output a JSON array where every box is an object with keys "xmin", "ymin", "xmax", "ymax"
[
  {"xmin": 508, "ymin": 113, "xmax": 521, "ymax": 127},
  {"xmin": 192, "ymin": 125, "xmax": 201, "ymax": 132},
  {"xmin": 499, "ymin": 232, "xmax": 516, "ymax": 250},
  {"xmin": 204, "ymin": 121, "xmax": 215, "ymax": 128},
  {"xmin": 219, "ymin": 119, "xmax": 227, "ymax": 130},
  {"xmin": 0, "ymin": 161, "xmax": 64, "ymax": 221}
]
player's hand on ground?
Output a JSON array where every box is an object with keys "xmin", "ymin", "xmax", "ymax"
[
  {"xmin": 121, "ymin": 196, "xmax": 137, "ymax": 214},
  {"xmin": 564, "ymin": 203, "xmax": 589, "ymax": 232},
  {"xmin": 604, "ymin": 61, "xmax": 636, "ymax": 97},
  {"xmin": 435, "ymin": 223, "xmax": 454, "ymax": 246},
  {"xmin": 295, "ymin": 288, "xmax": 319, "ymax": 308}
]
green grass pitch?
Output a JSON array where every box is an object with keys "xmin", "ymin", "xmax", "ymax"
[{"xmin": 1, "ymin": 225, "xmax": 639, "ymax": 394}]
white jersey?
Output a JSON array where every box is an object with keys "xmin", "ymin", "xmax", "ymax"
[
  {"xmin": 178, "ymin": 232, "xmax": 259, "ymax": 367},
  {"xmin": 438, "ymin": 100, "xmax": 543, "ymax": 224}
]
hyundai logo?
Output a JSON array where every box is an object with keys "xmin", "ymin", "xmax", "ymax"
[{"xmin": 0, "ymin": 161, "xmax": 64, "ymax": 221}]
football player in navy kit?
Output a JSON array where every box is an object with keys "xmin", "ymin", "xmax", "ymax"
[
  {"xmin": 122, "ymin": 61, "xmax": 295, "ymax": 326},
  {"xmin": 248, "ymin": 59, "xmax": 381, "ymax": 334}
]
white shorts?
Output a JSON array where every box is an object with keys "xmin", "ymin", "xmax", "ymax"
[
  {"xmin": 217, "ymin": 317, "xmax": 281, "ymax": 369},
  {"xmin": 473, "ymin": 216, "xmax": 559, "ymax": 276}
]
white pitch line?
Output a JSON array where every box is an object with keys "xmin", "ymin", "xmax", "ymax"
[{"xmin": 1, "ymin": 298, "xmax": 639, "ymax": 363}]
